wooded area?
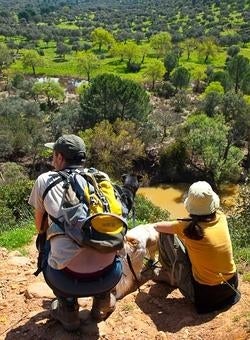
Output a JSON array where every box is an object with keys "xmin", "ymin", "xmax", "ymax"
[
  {"xmin": 0, "ymin": 0, "xmax": 248, "ymax": 184},
  {"xmin": 0, "ymin": 0, "xmax": 248, "ymax": 292}
]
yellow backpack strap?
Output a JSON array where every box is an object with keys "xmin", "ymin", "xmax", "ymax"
[{"xmin": 84, "ymin": 172, "xmax": 111, "ymax": 213}]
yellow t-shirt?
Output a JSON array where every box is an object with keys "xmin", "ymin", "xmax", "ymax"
[{"xmin": 172, "ymin": 211, "xmax": 236, "ymax": 285}]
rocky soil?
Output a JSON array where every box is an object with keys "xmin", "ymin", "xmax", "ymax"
[{"xmin": 0, "ymin": 242, "xmax": 249, "ymax": 340}]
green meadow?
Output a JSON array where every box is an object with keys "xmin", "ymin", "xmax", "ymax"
[{"xmin": 9, "ymin": 37, "xmax": 250, "ymax": 83}]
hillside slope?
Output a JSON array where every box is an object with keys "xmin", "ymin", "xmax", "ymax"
[{"xmin": 0, "ymin": 243, "xmax": 249, "ymax": 340}]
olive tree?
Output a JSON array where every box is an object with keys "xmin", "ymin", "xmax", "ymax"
[
  {"xmin": 22, "ymin": 50, "xmax": 44, "ymax": 76},
  {"xmin": 144, "ymin": 60, "xmax": 166, "ymax": 89},
  {"xmin": 197, "ymin": 37, "xmax": 218, "ymax": 64},
  {"xmin": 226, "ymin": 55, "xmax": 250, "ymax": 93},
  {"xmin": 182, "ymin": 113, "xmax": 244, "ymax": 184},
  {"xmin": 76, "ymin": 51, "xmax": 99, "ymax": 82},
  {"xmin": 91, "ymin": 27, "xmax": 115, "ymax": 52},
  {"xmin": 150, "ymin": 32, "xmax": 172, "ymax": 58},
  {"xmin": 32, "ymin": 80, "xmax": 65, "ymax": 108},
  {"xmin": 0, "ymin": 43, "xmax": 12, "ymax": 77}
]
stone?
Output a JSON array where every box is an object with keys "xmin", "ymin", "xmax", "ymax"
[
  {"xmin": 25, "ymin": 282, "xmax": 55, "ymax": 299},
  {"xmin": 78, "ymin": 297, "xmax": 92, "ymax": 308},
  {"xmin": 7, "ymin": 256, "xmax": 30, "ymax": 267},
  {"xmin": 155, "ymin": 331, "xmax": 168, "ymax": 339}
]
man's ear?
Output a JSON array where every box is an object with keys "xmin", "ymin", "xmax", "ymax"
[
  {"xmin": 57, "ymin": 152, "xmax": 64, "ymax": 161},
  {"xmin": 121, "ymin": 174, "xmax": 128, "ymax": 183}
]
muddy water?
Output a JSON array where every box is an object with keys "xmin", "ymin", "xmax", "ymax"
[{"xmin": 138, "ymin": 183, "xmax": 239, "ymax": 219}]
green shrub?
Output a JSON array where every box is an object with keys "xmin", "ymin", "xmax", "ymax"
[
  {"xmin": 128, "ymin": 194, "xmax": 169, "ymax": 228},
  {"xmin": 0, "ymin": 179, "xmax": 33, "ymax": 211},
  {"xmin": 0, "ymin": 162, "xmax": 29, "ymax": 184},
  {"xmin": 228, "ymin": 183, "xmax": 250, "ymax": 265},
  {"xmin": 159, "ymin": 141, "xmax": 188, "ymax": 182},
  {"xmin": 127, "ymin": 62, "xmax": 141, "ymax": 73},
  {"xmin": 0, "ymin": 179, "xmax": 34, "ymax": 233},
  {"xmin": 0, "ymin": 202, "xmax": 16, "ymax": 233},
  {"xmin": 155, "ymin": 81, "xmax": 176, "ymax": 99}
]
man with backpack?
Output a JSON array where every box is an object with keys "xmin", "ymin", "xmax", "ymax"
[{"xmin": 29, "ymin": 134, "xmax": 140, "ymax": 331}]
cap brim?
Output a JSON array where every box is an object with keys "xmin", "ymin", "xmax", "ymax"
[{"xmin": 44, "ymin": 142, "xmax": 55, "ymax": 150}]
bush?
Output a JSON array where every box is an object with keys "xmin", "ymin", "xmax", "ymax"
[
  {"xmin": 0, "ymin": 202, "xmax": 16, "ymax": 233},
  {"xmin": 159, "ymin": 141, "xmax": 188, "ymax": 182},
  {"xmin": 127, "ymin": 62, "xmax": 141, "ymax": 73},
  {"xmin": 0, "ymin": 130, "xmax": 14, "ymax": 160},
  {"xmin": 155, "ymin": 81, "xmax": 176, "ymax": 99},
  {"xmin": 37, "ymin": 48, "xmax": 45, "ymax": 56},
  {"xmin": 0, "ymin": 179, "xmax": 34, "ymax": 231},
  {"xmin": 228, "ymin": 183, "xmax": 250, "ymax": 264},
  {"xmin": 0, "ymin": 162, "xmax": 29, "ymax": 184},
  {"xmin": 0, "ymin": 179, "xmax": 33, "ymax": 210},
  {"xmin": 130, "ymin": 194, "xmax": 169, "ymax": 227},
  {"xmin": 171, "ymin": 90, "xmax": 189, "ymax": 113},
  {"xmin": 227, "ymin": 45, "xmax": 240, "ymax": 57}
]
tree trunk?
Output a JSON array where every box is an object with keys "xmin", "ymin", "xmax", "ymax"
[
  {"xmin": 246, "ymin": 129, "xmax": 250, "ymax": 171},
  {"xmin": 235, "ymin": 59, "xmax": 239, "ymax": 93},
  {"xmin": 161, "ymin": 126, "xmax": 167, "ymax": 142},
  {"xmin": 223, "ymin": 136, "xmax": 232, "ymax": 162}
]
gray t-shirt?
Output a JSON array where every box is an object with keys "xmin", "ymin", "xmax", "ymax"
[{"xmin": 29, "ymin": 171, "xmax": 116, "ymax": 271}]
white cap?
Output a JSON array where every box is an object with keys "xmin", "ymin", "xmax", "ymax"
[{"xmin": 184, "ymin": 181, "xmax": 220, "ymax": 216}]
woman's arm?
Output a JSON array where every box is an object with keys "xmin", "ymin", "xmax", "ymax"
[{"xmin": 154, "ymin": 221, "xmax": 176, "ymax": 234}]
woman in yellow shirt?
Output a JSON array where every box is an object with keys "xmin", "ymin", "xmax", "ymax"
[{"xmin": 154, "ymin": 181, "xmax": 240, "ymax": 314}]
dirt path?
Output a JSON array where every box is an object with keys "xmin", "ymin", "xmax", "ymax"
[{"xmin": 0, "ymin": 243, "xmax": 249, "ymax": 340}]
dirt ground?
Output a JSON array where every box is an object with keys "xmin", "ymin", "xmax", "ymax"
[{"xmin": 0, "ymin": 241, "xmax": 249, "ymax": 340}]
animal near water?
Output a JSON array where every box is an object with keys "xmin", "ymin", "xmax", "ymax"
[{"xmin": 114, "ymin": 223, "xmax": 159, "ymax": 299}]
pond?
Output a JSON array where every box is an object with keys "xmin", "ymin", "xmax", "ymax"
[{"xmin": 138, "ymin": 183, "xmax": 239, "ymax": 219}]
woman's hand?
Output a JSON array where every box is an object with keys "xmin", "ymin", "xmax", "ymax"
[{"xmin": 154, "ymin": 221, "xmax": 176, "ymax": 234}]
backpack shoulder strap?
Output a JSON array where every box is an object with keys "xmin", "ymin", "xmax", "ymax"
[
  {"xmin": 42, "ymin": 170, "xmax": 73, "ymax": 201},
  {"xmin": 42, "ymin": 174, "xmax": 64, "ymax": 201},
  {"xmin": 41, "ymin": 171, "xmax": 70, "ymax": 230}
]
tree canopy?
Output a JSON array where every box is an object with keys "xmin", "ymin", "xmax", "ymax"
[
  {"xmin": 76, "ymin": 51, "xmax": 99, "ymax": 81},
  {"xmin": 150, "ymin": 32, "xmax": 172, "ymax": 58},
  {"xmin": 22, "ymin": 50, "xmax": 44, "ymax": 76},
  {"xmin": 79, "ymin": 73, "xmax": 151, "ymax": 128},
  {"xmin": 91, "ymin": 27, "xmax": 115, "ymax": 52},
  {"xmin": 79, "ymin": 119, "xmax": 145, "ymax": 178},
  {"xmin": 182, "ymin": 113, "xmax": 244, "ymax": 184}
]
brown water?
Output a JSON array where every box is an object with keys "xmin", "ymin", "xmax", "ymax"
[{"xmin": 138, "ymin": 183, "xmax": 239, "ymax": 219}]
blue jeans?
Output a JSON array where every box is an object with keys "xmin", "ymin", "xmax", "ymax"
[{"xmin": 43, "ymin": 255, "xmax": 122, "ymax": 298}]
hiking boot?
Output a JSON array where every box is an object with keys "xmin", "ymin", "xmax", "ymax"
[
  {"xmin": 50, "ymin": 298, "xmax": 80, "ymax": 331},
  {"xmin": 91, "ymin": 292, "xmax": 116, "ymax": 322},
  {"xmin": 152, "ymin": 267, "xmax": 177, "ymax": 287}
]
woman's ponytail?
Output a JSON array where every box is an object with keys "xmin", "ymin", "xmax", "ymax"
[
  {"xmin": 181, "ymin": 212, "xmax": 216, "ymax": 241},
  {"xmin": 183, "ymin": 219, "xmax": 204, "ymax": 240}
]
